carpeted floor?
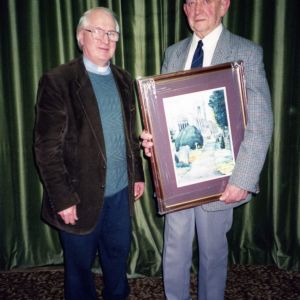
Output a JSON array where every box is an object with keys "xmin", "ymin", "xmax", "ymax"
[{"xmin": 0, "ymin": 265, "xmax": 300, "ymax": 299}]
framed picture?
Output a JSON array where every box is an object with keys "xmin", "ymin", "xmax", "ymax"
[{"xmin": 136, "ymin": 61, "xmax": 247, "ymax": 214}]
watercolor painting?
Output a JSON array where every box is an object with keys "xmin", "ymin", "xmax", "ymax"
[{"xmin": 163, "ymin": 87, "xmax": 235, "ymax": 187}]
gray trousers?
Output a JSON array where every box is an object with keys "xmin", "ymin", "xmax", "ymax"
[{"xmin": 163, "ymin": 205, "xmax": 233, "ymax": 300}]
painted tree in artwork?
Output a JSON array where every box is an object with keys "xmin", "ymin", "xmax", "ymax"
[{"xmin": 208, "ymin": 90, "xmax": 228, "ymax": 131}]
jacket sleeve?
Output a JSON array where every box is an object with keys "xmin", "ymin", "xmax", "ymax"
[
  {"xmin": 34, "ymin": 74, "xmax": 80, "ymax": 212},
  {"xmin": 229, "ymin": 45, "xmax": 273, "ymax": 192}
]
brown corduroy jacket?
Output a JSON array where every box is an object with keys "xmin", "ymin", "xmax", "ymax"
[{"xmin": 34, "ymin": 56, "xmax": 144, "ymax": 234}]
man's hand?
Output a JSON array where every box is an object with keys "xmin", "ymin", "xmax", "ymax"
[
  {"xmin": 58, "ymin": 205, "xmax": 78, "ymax": 225},
  {"xmin": 140, "ymin": 130, "xmax": 153, "ymax": 157},
  {"xmin": 219, "ymin": 184, "xmax": 249, "ymax": 204},
  {"xmin": 134, "ymin": 182, "xmax": 145, "ymax": 200}
]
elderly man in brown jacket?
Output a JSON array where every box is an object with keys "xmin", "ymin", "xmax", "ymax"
[{"xmin": 34, "ymin": 7, "xmax": 144, "ymax": 300}]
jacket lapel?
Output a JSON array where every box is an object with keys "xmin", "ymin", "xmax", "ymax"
[
  {"xmin": 174, "ymin": 38, "xmax": 193, "ymax": 71},
  {"xmin": 74, "ymin": 59, "xmax": 106, "ymax": 161},
  {"xmin": 211, "ymin": 28, "xmax": 232, "ymax": 65}
]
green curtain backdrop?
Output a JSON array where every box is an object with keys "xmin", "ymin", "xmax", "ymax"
[{"xmin": 0, "ymin": 0, "xmax": 299, "ymax": 275}]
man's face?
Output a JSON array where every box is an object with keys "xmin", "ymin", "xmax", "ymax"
[
  {"xmin": 184, "ymin": 0, "xmax": 230, "ymax": 39},
  {"xmin": 78, "ymin": 10, "xmax": 117, "ymax": 66}
]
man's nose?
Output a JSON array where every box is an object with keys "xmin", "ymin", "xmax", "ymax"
[
  {"xmin": 101, "ymin": 33, "xmax": 110, "ymax": 43},
  {"xmin": 194, "ymin": 0, "xmax": 207, "ymax": 12}
]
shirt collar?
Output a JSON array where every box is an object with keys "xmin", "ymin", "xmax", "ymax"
[
  {"xmin": 192, "ymin": 23, "xmax": 223, "ymax": 49},
  {"xmin": 83, "ymin": 56, "xmax": 111, "ymax": 75},
  {"xmin": 189, "ymin": 24, "xmax": 223, "ymax": 67}
]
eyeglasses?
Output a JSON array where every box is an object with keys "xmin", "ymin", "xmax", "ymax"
[
  {"xmin": 84, "ymin": 27, "xmax": 119, "ymax": 42},
  {"xmin": 186, "ymin": 0, "xmax": 214, "ymax": 7}
]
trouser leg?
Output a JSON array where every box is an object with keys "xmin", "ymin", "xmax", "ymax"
[
  {"xmin": 98, "ymin": 187, "xmax": 131, "ymax": 300},
  {"xmin": 163, "ymin": 208, "xmax": 195, "ymax": 300},
  {"xmin": 195, "ymin": 206, "xmax": 233, "ymax": 300},
  {"xmin": 59, "ymin": 229, "xmax": 98, "ymax": 300}
]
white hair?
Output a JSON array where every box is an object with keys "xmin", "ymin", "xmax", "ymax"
[{"xmin": 76, "ymin": 7, "xmax": 120, "ymax": 50}]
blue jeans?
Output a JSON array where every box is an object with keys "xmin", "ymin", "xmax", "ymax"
[{"xmin": 59, "ymin": 187, "xmax": 131, "ymax": 300}]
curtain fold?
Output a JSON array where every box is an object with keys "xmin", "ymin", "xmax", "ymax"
[{"xmin": 0, "ymin": 0, "xmax": 299, "ymax": 275}]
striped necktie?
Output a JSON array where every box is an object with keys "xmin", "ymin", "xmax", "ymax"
[{"xmin": 191, "ymin": 40, "xmax": 203, "ymax": 68}]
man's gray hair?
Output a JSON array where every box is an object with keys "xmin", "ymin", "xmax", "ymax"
[{"xmin": 76, "ymin": 7, "xmax": 120, "ymax": 50}]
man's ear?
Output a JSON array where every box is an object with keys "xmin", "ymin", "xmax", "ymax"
[
  {"xmin": 77, "ymin": 30, "xmax": 84, "ymax": 49},
  {"xmin": 183, "ymin": 2, "xmax": 189, "ymax": 17},
  {"xmin": 220, "ymin": 0, "xmax": 231, "ymax": 16}
]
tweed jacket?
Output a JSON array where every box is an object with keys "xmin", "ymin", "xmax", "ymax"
[
  {"xmin": 161, "ymin": 27, "xmax": 273, "ymax": 211},
  {"xmin": 34, "ymin": 56, "xmax": 144, "ymax": 234}
]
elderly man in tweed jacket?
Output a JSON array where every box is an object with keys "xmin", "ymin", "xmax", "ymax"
[{"xmin": 141, "ymin": 0, "xmax": 273, "ymax": 299}]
